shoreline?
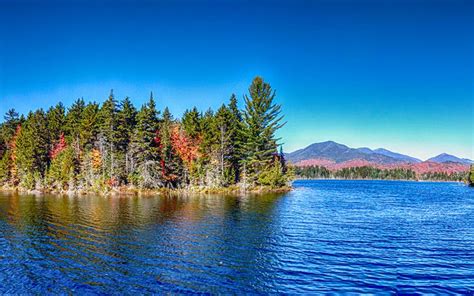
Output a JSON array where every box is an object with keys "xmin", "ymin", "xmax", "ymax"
[
  {"xmin": 293, "ymin": 177, "xmax": 466, "ymax": 183},
  {"xmin": 0, "ymin": 184, "xmax": 293, "ymax": 197}
]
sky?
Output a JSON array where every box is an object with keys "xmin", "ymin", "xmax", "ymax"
[{"xmin": 0, "ymin": 0, "xmax": 472, "ymax": 160}]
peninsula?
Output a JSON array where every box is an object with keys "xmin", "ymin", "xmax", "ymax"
[{"xmin": 0, "ymin": 77, "xmax": 292, "ymax": 195}]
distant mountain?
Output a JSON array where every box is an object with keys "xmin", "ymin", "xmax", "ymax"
[
  {"xmin": 286, "ymin": 141, "xmax": 471, "ymax": 174},
  {"xmin": 286, "ymin": 141, "xmax": 469, "ymax": 166},
  {"xmin": 356, "ymin": 147, "xmax": 373, "ymax": 154},
  {"xmin": 427, "ymin": 153, "xmax": 473, "ymax": 165},
  {"xmin": 356, "ymin": 147, "xmax": 422, "ymax": 163},
  {"xmin": 286, "ymin": 141, "xmax": 410, "ymax": 164},
  {"xmin": 373, "ymin": 148, "xmax": 422, "ymax": 163}
]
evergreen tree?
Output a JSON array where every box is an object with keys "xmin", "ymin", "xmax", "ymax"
[
  {"xmin": 227, "ymin": 94, "xmax": 244, "ymax": 183},
  {"xmin": 241, "ymin": 77, "xmax": 285, "ymax": 185},
  {"xmin": 79, "ymin": 102, "xmax": 100, "ymax": 150},
  {"xmin": 98, "ymin": 90, "xmax": 119, "ymax": 181},
  {"xmin": 117, "ymin": 97, "xmax": 137, "ymax": 151},
  {"xmin": 159, "ymin": 107, "xmax": 181, "ymax": 188},
  {"xmin": 129, "ymin": 94, "xmax": 160, "ymax": 187},
  {"xmin": 16, "ymin": 110, "xmax": 49, "ymax": 189},
  {"xmin": 46, "ymin": 103, "xmax": 66, "ymax": 148},
  {"xmin": 213, "ymin": 104, "xmax": 234, "ymax": 185},
  {"xmin": 65, "ymin": 98, "xmax": 85, "ymax": 143},
  {"xmin": 0, "ymin": 109, "xmax": 20, "ymax": 157},
  {"xmin": 182, "ymin": 107, "xmax": 202, "ymax": 138},
  {"xmin": 114, "ymin": 97, "xmax": 137, "ymax": 182}
]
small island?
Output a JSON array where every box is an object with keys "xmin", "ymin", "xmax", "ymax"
[{"xmin": 0, "ymin": 77, "xmax": 292, "ymax": 195}]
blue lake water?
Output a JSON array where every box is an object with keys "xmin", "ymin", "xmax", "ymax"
[{"xmin": 1, "ymin": 180, "xmax": 474, "ymax": 294}]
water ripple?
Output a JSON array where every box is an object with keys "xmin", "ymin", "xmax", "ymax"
[{"xmin": 1, "ymin": 181, "xmax": 474, "ymax": 293}]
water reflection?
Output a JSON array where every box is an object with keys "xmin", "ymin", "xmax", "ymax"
[{"xmin": 0, "ymin": 191, "xmax": 284, "ymax": 293}]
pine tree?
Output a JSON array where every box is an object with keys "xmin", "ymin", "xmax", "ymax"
[
  {"xmin": 16, "ymin": 110, "xmax": 50, "ymax": 189},
  {"xmin": 79, "ymin": 102, "xmax": 100, "ymax": 150},
  {"xmin": 0, "ymin": 109, "xmax": 20, "ymax": 157},
  {"xmin": 98, "ymin": 90, "xmax": 119, "ymax": 181},
  {"xmin": 159, "ymin": 107, "xmax": 181, "ymax": 188},
  {"xmin": 117, "ymin": 97, "xmax": 137, "ymax": 151},
  {"xmin": 65, "ymin": 98, "xmax": 85, "ymax": 145},
  {"xmin": 241, "ymin": 77, "xmax": 285, "ymax": 185},
  {"xmin": 129, "ymin": 94, "xmax": 160, "ymax": 187},
  {"xmin": 114, "ymin": 97, "xmax": 137, "ymax": 182},
  {"xmin": 213, "ymin": 104, "xmax": 234, "ymax": 185},
  {"xmin": 46, "ymin": 103, "xmax": 66, "ymax": 149},
  {"xmin": 182, "ymin": 107, "xmax": 202, "ymax": 138}
]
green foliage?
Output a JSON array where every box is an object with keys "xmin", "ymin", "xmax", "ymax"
[
  {"xmin": 16, "ymin": 110, "xmax": 50, "ymax": 184},
  {"xmin": 65, "ymin": 98, "xmax": 85, "ymax": 144},
  {"xmin": 182, "ymin": 107, "xmax": 201, "ymax": 138},
  {"xmin": 46, "ymin": 103, "xmax": 66, "ymax": 145},
  {"xmin": 80, "ymin": 102, "xmax": 100, "ymax": 150},
  {"xmin": 258, "ymin": 161, "xmax": 289, "ymax": 188},
  {"xmin": 47, "ymin": 146, "xmax": 75, "ymax": 189},
  {"xmin": 241, "ymin": 77, "xmax": 285, "ymax": 185},
  {"xmin": 0, "ymin": 151, "xmax": 10, "ymax": 185},
  {"xmin": 130, "ymin": 95, "xmax": 159, "ymax": 167},
  {"xmin": 0, "ymin": 109, "xmax": 20, "ymax": 154}
]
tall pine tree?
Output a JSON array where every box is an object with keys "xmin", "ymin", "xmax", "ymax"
[{"xmin": 241, "ymin": 77, "xmax": 285, "ymax": 185}]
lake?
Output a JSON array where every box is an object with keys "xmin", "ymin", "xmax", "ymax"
[{"xmin": 1, "ymin": 180, "xmax": 473, "ymax": 294}]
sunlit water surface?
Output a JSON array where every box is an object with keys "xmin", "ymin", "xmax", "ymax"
[{"xmin": 1, "ymin": 180, "xmax": 474, "ymax": 294}]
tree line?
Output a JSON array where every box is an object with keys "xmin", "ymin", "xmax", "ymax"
[
  {"xmin": 295, "ymin": 165, "xmax": 468, "ymax": 182},
  {"xmin": 469, "ymin": 165, "xmax": 474, "ymax": 186},
  {"xmin": 0, "ymin": 77, "xmax": 292, "ymax": 193}
]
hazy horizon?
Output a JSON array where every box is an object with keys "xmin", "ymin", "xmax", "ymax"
[{"xmin": 1, "ymin": 0, "xmax": 472, "ymax": 160}]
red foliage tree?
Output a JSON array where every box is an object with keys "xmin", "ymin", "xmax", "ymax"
[
  {"xmin": 170, "ymin": 125, "xmax": 200, "ymax": 170},
  {"xmin": 49, "ymin": 133, "xmax": 67, "ymax": 159}
]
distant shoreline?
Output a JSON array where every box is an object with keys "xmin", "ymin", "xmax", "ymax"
[{"xmin": 293, "ymin": 178, "xmax": 465, "ymax": 183}]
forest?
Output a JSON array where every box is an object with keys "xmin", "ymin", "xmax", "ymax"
[
  {"xmin": 295, "ymin": 165, "xmax": 468, "ymax": 182},
  {"xmin": 0, "ymin": 77, "xmax": 292, "ymax": 193}
]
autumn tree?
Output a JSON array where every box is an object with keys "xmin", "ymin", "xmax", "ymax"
[{"xmin": 171, "ymin": 124, "xmax": 200, "ymax": 184}]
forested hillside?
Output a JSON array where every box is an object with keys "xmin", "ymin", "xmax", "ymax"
[{"xmin": 0, "ymin": 77, "xmax": 292, "ymax": 193}]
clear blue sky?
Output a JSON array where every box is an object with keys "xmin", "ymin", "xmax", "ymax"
[{"xmin": 0, "ymin": 0, "xmax": 472, "ymax": 160}]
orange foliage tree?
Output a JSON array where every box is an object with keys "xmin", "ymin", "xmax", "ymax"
[
  {"xmin": 90, "ymin": 148, "xmax": 102, "ymax": 171},
  {"xmin": 170, "ymin": 125, "xmax": 201, "ymax": 171}
]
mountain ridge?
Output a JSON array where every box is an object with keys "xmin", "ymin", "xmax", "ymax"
[
  {"xmin": 427, "ymin": 153, "xmax": 473, "ymax": 165},
  {"xmin": 286, "ymin": 141, "xmax": 472, "ymax": 165}
]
